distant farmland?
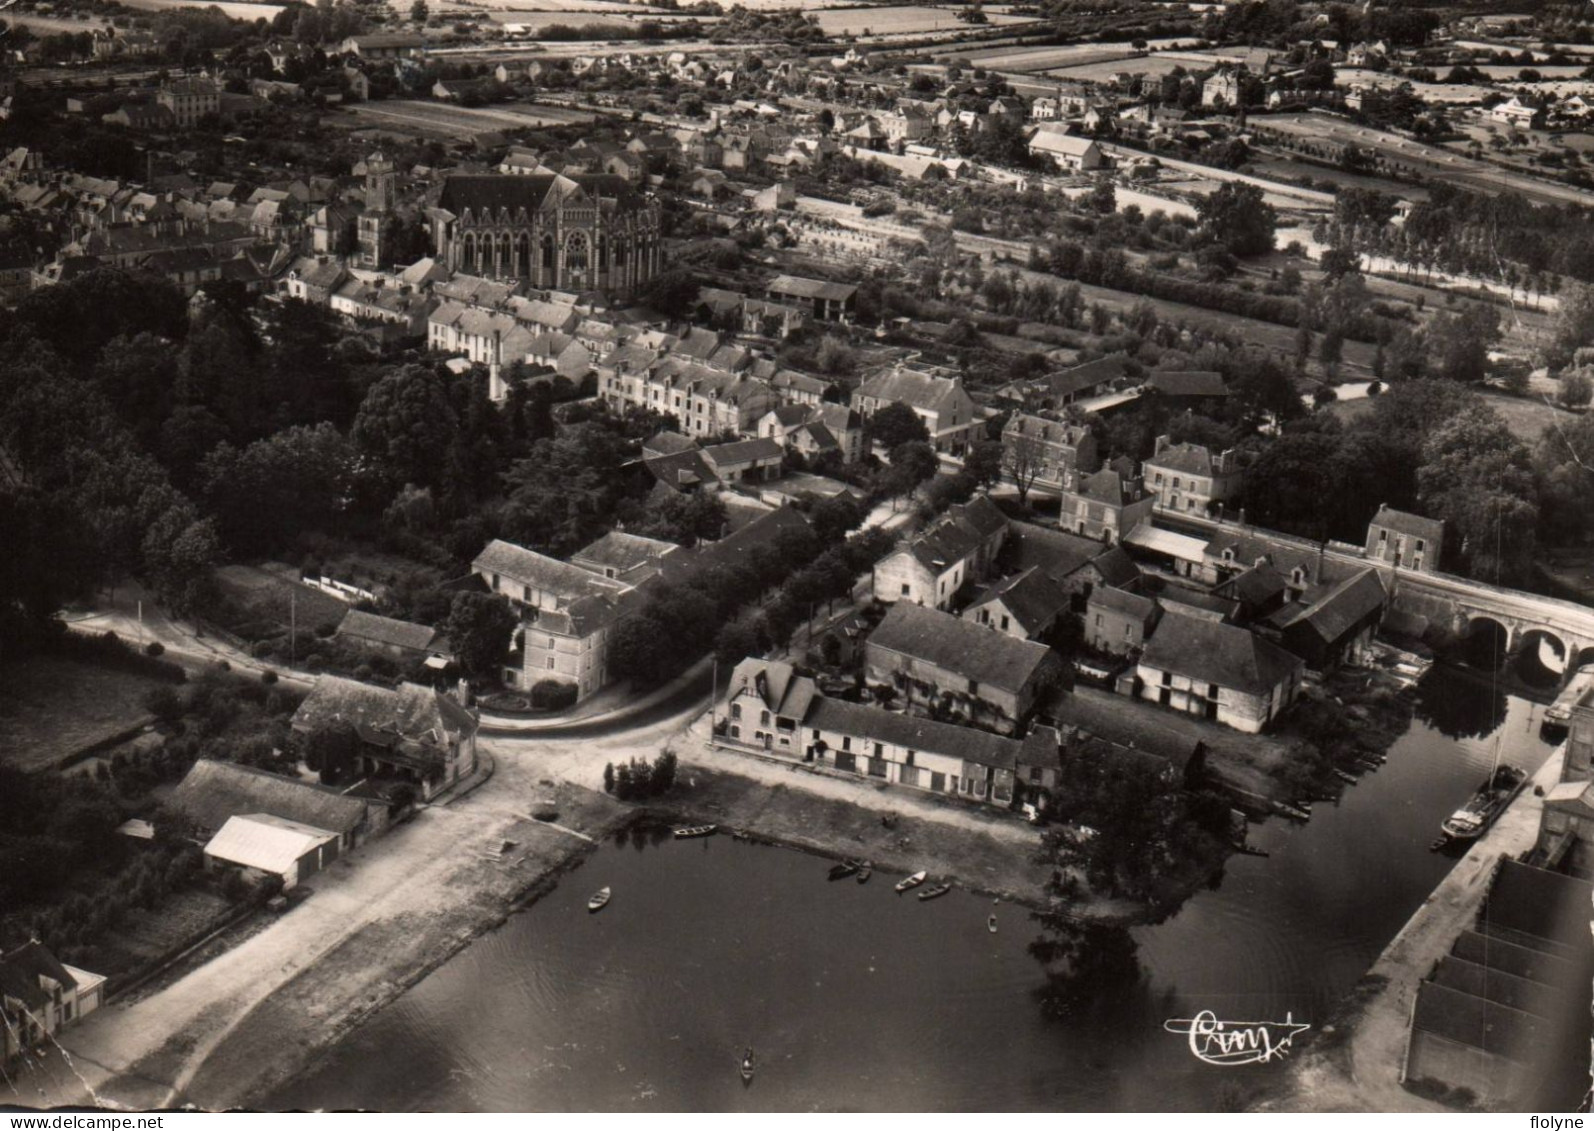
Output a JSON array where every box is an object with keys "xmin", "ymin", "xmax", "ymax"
[{"xmin": 812, "ymin": 4, "xmax": 1039, "ymax": 36}]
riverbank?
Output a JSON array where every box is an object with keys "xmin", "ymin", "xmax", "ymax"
[{"xmin": 1255, "ymin": 745, "xmax": 1566, "ymax": 1113}]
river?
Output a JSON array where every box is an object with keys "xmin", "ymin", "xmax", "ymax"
[{"xmin": 269, "ymin": 667, "xmax": 1560, "ymax": 1112}]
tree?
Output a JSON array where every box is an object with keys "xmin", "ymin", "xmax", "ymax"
[
  {"xmin": 1003, "ymin": 428, "xmax": 1048, "ymax": 507},
  {"xmin": 302, "ymin": 720, "xmax": 359, "ymax": 785},
  {"xmin": 865, "ymin": 402, "xmax": 930, "ymax": 449},
  {"xmin": 1547, "ymin": 281, "xmax": 1594, "ymax": 369},
  {"xmin": 965, "ymin": 439, "xmax": 1005, "ymax": 488},
  {"xmin": 884, "ymin": 441, "xmax": 939, "ymax": 497},
  {"xmin": 1417, "ymin": 403, "xmax": 1538, "ymax": 583},
  {"xmin": 1426, "ymin": 303, "xmax": 1500, "ymax": 384},
  {"xmin": 351, "ymin": 365, "xmax": 458, "ymax": 490},
  {"xmin": 443, "ymin": 591, "xmax": 517, "ymax": 680},
  {"xmin": 1561, "ymin": 368, "xmax": 1594, "ymax": 409},
  {"xmin": 1195, "ymin": 182, "xmax": 1277, "ymax": 257},
  {"xmin": 410, "ymin": 0, "xmax": 428, "ymax": 21}
]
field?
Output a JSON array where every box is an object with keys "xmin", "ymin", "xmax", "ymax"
[
  {"xmin": 114, "ymin": 0, "xmax": 286, "ymax": 18},
  {"xmin": 811, "ymin": 4, "xmax": 1038, "ymax": 37},
  {"xmin": 946, "ymin": 42, "xmax": 1138, "ymax": 72},
  {"xmin": 0, "ymin": 656, "xmax": 163, "ymax": 772},
  {"xmin": 1333, "ymin": 389, "xmax": 1571, "ymax": 445},
  {"xmin": 332, "ymin": 99, "xmax": 595, "ymax": 139},
  {"xmin": 1041, "ymin": 54, "xmax": 1189, "ymax": 82},
  {"xmin": 212, "ymin": 563, "xmax": 352, "ymax": 641},
  {"xmin": 1258, "ymin": 113, "xmax": 1594, "ymax": 209}
]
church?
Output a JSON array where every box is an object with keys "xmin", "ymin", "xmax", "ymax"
[{"xmin": 429, "ymin": 173, "xmax": 661, "ymax": 297}]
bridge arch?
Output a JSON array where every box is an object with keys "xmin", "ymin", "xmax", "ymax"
[
  {"xmin": 1514, "ymin": 628, "xmax": 1569, "ymax": 686},
  {"xmin": 1458, "ymin": 616, "xmax": 1510, "ymax": 671}
]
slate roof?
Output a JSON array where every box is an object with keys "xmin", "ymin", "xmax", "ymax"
[
  {"xmin": 1484, "ymin": 857, "xmax": 1594, "ymax": 948},
  {"xmin": 806, "ymin": 696, "xmax": 1023, "ymax": 770},
  {"xmin": 1089, "ymin": 585, "xmax": 1158, "ymax": 621},
  {"xmin": 571, "ymin": 530, "xmax": 678, "ymax": 574},
  {"xmin": 1005, "ymin": 521, "xmax": 1104, "ymax": 583},
  {"xmin": 854, "ymin": 367, "xmax": 969, "ymax": 416},
  {"xmin": 335, "ymin": 609, "xmax": 442, "ymax": 654},
  {"xmin": 642, "ymin": 430, "xmax": 699, "ymax": 457},
  {"xmin": 1370, "ymin": 504, "xmax": 1444, "ymax": 545},
  {"xmin": 767, "ymin": 274, "xmax": 856, "ymax": 302},
  {"xmin": 868, "ymin": 602, "xmax": 1056, "ymax": 693},
  {"xmin": 1140, "ymin": 611, "xmax": 1302, "ymax": 696},
  {"xmin": 1072, "ymin": 466, "xmax": 1142, "ymax": 506},
  {"xmin": 1205, "ymin": 530, "xmax": 1318, "ymax": 577},
  {"xmin": 473, "ymin": 539, "xmax": 627, "ymax": 602},
  {"xmin": 1158, "ymin": 585, "xmax": 1240, "ymax": 620},
  {"xmin": 170, "ymin": 758, "xmax": 369, "ymax": 836},
  {"xmin": 291, "ymin": 676, "xmax": 477, "ymax": 754},
  {"xmin": 1144, "ymin": 441, "xmax": 1225, "ymax": 477},
  {"xmin": 726, "ymin": 657, "xmax": 817, "ymax": 721},
  {"xmin": 0, "ymin": 941, "xmax": 76, "ymax": 1011},
  {"xmin": 1092, "ymin": 545, "xmax": 1141, "ymax": 589},
  {"xmin": 437, "ymin": 173, "xmax": 641, "ymax": 216},
  {"xmin": 1409, "ymin": 982, "xmax": 1549, "ymax": 1066},
  {"xmin": 703, "ymin": 437, "xmax": 784, "ymax": 466},
  {"xmin": 1215, "ymin": 563, "xmax": 1288, "ymax": 608},
  {"xmin": 1277, "ymin": 568, "xmax": 1385, "ymax": 643},
  {"xmin": 1044, "ymin": 352, "xmax": 1131, "ymax": 398},
  {"xmin": 1147, "ymin": 370, "xmax": 1228, "ymax": 398},
  {"xmin": 965, "ymin": 567, "xmax": 1071, "ymax": 636}
]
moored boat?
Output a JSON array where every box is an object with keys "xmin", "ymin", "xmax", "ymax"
[
  {"xmin": 895, "ymin": 870, "xmax": 927, "ymax": 893},
  {"xmin": 918, "ymin": 882, "xmax": 952, "ymax": 901},
  {"xmin": 740, "ymin": 1047, "xmax": 755, "ymax": 1083},
  {"xmin": 1440, "ymin": 764, "xmax": 1527, "ymax": 840},
  {"xmin": 856, "ymin": 863, "xmax": 872, "ymax": 884},
  {"xmin": 1333, "ymin": 768, "xmax": 1359, "ymax": 785},
  {"xmin": 587, "ymin": 886, "xmax": 611, "ymax": 913},
  {"xmin": 673, "ymin": 825, "xmax": 717, "ymax": 839},
  {"xmin": 1271, "ymin": 800, "xmax": 1310, "ymax": 821},
  {"xmin": 987, "ymin": 915, "xmax": 997, "ymax": 933},
  {"xmin": 827, "ymin": 858, "xmax": 863, "ymax": 880}
]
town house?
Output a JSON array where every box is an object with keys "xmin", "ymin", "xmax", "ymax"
[
  {"xmin": 961, "ymin": 567, "xmax": 1072, "ymax": 642},
  {"xmin": 872, "ymin": 495, "xmax": 1008, "ymax": 608},
  {"xmin": 290, "ymin": 677, "xmax": 480, "ymax": 798},
  {"xmin": 851, "ymin": 367, "xmax": 981, "ymax": 455},
  {"xmin": 1142, "ymin": 435, "xmax": 1244, "ymax": 516},
  {"xmin": 1060, "ymin": 460, "xmax": 1155, "ymax": 545},
  {"xmin": 864, "ymin": 602, "xmax": 1065, "ymax": 735},
  {"xmin": 1365, "ymin": 504, "xmax": 1443, "ymax": 573},
  {"xmin": 1002, "ymin": 413, "xmax": 1099, "ymax": 495},
  {"xmin": 1132, "ymin": 611, "xmax": 1304, "ymax": 732},
  {"xmin": 1, "ymin": 942, "xmax": 105, "ymax": 1062},
  {"xmin": 472, "ymin": 537, "xmax": 646, "ymax": 700},
  {"xmin": 1086, "ymin": 585, "xmax": 1162, "ymax": 656}
]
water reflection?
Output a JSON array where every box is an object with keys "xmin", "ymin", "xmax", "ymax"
[
  {"xmin": 1412, "ymin": 667, "xmax": 1508, "ymax": 740},
  {"xmin": 1027, "ymin": 918, "xmax": 1142, "ymax": 1020}
]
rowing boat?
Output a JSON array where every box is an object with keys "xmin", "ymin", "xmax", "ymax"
[
  {"xmin": 673, "ymin": 825, "xmax": 717, "ymax": 839},
  {"xmin": 587, "ymin": 886, "xmax": 611, "ymax": 913},
  {"xmin": 918, "ymin": 883, "xmax": 952, "ymax": 901},
  {"xmin": 895, "ymin": 870, "xmax": 927, "ymax": 893}
]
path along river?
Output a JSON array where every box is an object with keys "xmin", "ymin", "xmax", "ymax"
[{"xmin": 270, "ymin": 667, "xmax": 1565, "ymax": 1112}]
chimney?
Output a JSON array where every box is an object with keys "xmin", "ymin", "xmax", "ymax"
[{"xmin": 1153, "ymin": 433, "xmax": 1170, "ymax": 455}]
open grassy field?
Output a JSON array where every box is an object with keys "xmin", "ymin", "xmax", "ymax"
[
  {"xmin": 1333, "ymin": 389, "xmax": 1572, "ymax": 445},
  {"xmin": 332, "ymin": 99, "xmax": 595, "ymax": 139},
  {"xmin": 0, "ymin": 656, "xmax": 162, "ymax": 772},
  {"xmin": 94, "ymin": 889, "xmax": 240, "ymax": 985},
  {"xmin": 812, "ymin": 4, "xmax": 1036, "ymax": 36},
  {"xmin": 950, "ymin": 42, "xmax": 1137, "ymax": 72},
  {"xmin": 1042, "ymin": 54, "xmax": 1189, "ymax": 82},
  {"xmin": 212, "ymin": 563, "xmax": 352, "ymax": 641},
  {"xmin": 114, "ymin": 0, "xmax": 285, "ymax": 17}
]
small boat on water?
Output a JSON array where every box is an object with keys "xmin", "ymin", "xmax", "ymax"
[
  {"xmin": 856, "ymin": 863, "xmax": 872, "ymax": 884},
  {"xmin": 1271, "ymin": 800, "xmax": 1310, "ymax": 822},
  {"xmin": 918, "ymin": 882, "xmax": 952, "ymax": 902},
  {"xmin": 673, "ymin": 825, "xmax": 717, "ymax": 839},
  {"xmin": 895, "ymin": 870, "xmax": 927, "ymax": 893},
  {"xmin": 740, "ymin": 1047, "xmax": 755, "ymax": 1084},
  {"xmin": 1440, "ymin": 764, "xmax": 1527, "ymax": 840},
  {"xmin": 1333, "ymin": 769, "xmax": 1359, "ymax": 785},
  {"xmin": 987, "ymin": 915, "xmax": 998, "ymax": 933},
  {"xmin": 587, "ymin": 886, "xmax": 611, "ymax": 913},
  {"xmin": 828, "ymin": 858, "xmax": 863, "ymax": 881}
]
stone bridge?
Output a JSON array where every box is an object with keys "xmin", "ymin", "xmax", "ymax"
[{"xmin": 1381, "ymin": 567, "xmax": 1594, "ymax": 682}]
